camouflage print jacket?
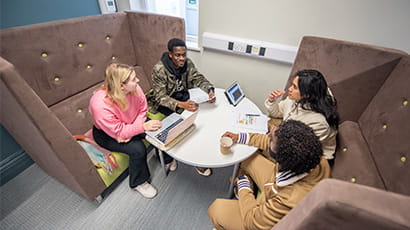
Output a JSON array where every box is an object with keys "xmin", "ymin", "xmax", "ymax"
[{"xmin": 147, "ymin": 58, "xmax": 214, "ymax": 113}]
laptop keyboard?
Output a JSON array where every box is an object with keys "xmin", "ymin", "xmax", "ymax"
[{"xmin": 155, "ymin": 118, "xmax": 184, "ymax": 143}]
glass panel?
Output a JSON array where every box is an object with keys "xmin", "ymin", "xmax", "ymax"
[{"xmin": 138, "ymin": 0, "xmax": 199, "ymax": 49}]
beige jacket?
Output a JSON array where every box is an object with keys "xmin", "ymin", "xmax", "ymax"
[
  {"xmin": 265, "ymin": 97, "xmax": 337, "ymax": 159},
  {"xmin": 238, "ymin": 133, "xmax": 331, "ymax": 230}
]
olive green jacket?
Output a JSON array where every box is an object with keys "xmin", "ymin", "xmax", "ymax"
[{"xmin": 147, "ymin": 58, "xmax": 214, "ymax": 113}]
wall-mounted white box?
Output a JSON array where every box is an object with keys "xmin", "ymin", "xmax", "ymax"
[{"xmin": 202, "ymin": 32, "xmax": 298, "ymax": 64}]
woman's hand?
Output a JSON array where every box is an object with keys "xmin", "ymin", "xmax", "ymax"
[
  {"xmin": 116, "ymin": 137, "xmax": 131, "ymax": 143},
  {"xmin": 143, "ymin": 120, "xmax": 162, "ymax": 131},
  {"xmin": 268, "ymin": 90, "xmax": 286, "ymax": 102},
  {"xmin": 222, "ymin": 132, "xmax": 238, "ymax": 143}
]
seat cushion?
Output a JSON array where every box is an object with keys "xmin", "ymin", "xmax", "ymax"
[
  {"xmin": 332, "ymin": 121, "xmax": 385, "ymax": 190},
  {"xmin": 96, "ymin": 152, "xmax": 129, "ymax": 187},
  {"xmin": 147, "ymin": 111, "xmax": 166, "ymax": 121}
]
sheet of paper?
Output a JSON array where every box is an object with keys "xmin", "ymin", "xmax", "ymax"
[
  {"xmin": 188, "ymin": 88, "xmax": 209, "ymax": 104},
  {"xmin": 232, "ymin": 112, "xmax": 269, "ymax": 133}
]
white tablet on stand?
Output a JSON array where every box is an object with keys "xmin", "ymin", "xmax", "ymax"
[{"xmin": 224, "ymin": 81, "xmax": 245, "ymax": 106}]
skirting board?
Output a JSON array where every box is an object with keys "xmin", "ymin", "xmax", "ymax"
[{"xmin": 0, "ymin": 149, "xmax": 34, "ymax": 185}]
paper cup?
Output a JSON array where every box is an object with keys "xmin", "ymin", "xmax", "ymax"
[{"xmin": 220, "ymin": 137, "xmax": 233, "ymax": 154}]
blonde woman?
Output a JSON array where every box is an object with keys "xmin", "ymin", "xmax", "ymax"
[{"xmin": 89, "ymin": 63, "xmax": 176, "ymax": 198}]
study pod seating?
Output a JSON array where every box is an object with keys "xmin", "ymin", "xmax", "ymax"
[
  {"xmin": 0, "ymin": 12, "xmax": 184, "ymax": 201},
  {"xmin": 272, "ymin": 36, "xmax": 410, "ymax": 230}
]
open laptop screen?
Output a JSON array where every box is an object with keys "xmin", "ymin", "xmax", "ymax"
[{"xmin": 146, "ymin": 111, "xmax": 198, "ymax": 146}]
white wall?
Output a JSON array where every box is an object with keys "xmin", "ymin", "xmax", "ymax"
[{"xmin": 188, "ymin": 0, "xmax": 410, "ymax": 109}]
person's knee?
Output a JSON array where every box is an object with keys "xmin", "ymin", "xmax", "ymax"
[
  {"xmin": 239, "ymin": 154, "xmax": 254, "ymax": 173},
  {"xmin": 240, "ymin": 152, "xmax": 264, "ymax": 173},
  {"xmin": 129, "ymin": 150, "xmax": 147, "ymax": 160},
  {"xmin": 208, "ymin": 199, "xmax": 221, "ymax": 216},
  {"xmin": 208, "ymin": 199, "xmax": 226, "ymax": 227},
  {"xmin": 126, "ymin": 142, "xmax": 147, "ymax": 160}
]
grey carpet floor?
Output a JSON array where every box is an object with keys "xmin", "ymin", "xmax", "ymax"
[{"xmin": 0, "ymin": 151, "xmax": 233, "ymax": 230}]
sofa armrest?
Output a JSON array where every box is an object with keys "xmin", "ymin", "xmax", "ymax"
[
  {"xmin": 273, "ymin": 178, "xmax": 410, "ymax": 230},
  {"xmin": 0, "ymin": 57, "xmax": 105, "ymax": 200}
]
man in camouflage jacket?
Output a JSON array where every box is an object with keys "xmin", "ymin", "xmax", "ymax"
[
  {"xmin": 147, "ymin": 38, "xmax": 215, "ymax": 177},
  {"xmin": 147, "ymin": 38, "xmax": 215, "ymax": 115}
]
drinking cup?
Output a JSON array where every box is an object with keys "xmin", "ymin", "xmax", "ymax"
[{"xmin": 220, "ymin": 136, "xmax": 233, "ymax": 154}]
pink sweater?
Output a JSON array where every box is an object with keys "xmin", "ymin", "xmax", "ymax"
[{"xmin": 89, "ymin": 85, "xmax": 148, "ymax": 140}]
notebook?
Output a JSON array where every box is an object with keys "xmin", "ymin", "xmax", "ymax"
[{"xmin": 146, "ymin": 111, "xmax": 198, "ymax": 147}]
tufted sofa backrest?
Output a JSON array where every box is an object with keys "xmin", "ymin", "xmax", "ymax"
[
  {"xmin": 126, "ymin": 12, "xmax": 187, "ymax": 86},
  {"xmin": 287, "ymin": 36, "xmax": 409, "ymax": 195},
  {"xmin": 288, "ymin": 36, "xmax": 406, "ymax": 123},
  {"xmin": 358, "ymin": 56, "xmax": 410, "ymax": 195},
  {"xmin": 0, "ymin": 12, "xmax": 185, "ymax": 200},
  {"xmin": 0, "ymin": 12, "xmax": 185, "ymax": 135},
  {"xmin": 0, "ymin": 13, "xmax": 137, "ymax": 107}
]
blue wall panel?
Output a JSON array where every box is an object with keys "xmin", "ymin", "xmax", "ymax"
[{"xmin": 1, "ymin": 0, "xmax": 101, "ymax": 29}]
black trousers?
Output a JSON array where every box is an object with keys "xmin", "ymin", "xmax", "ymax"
[{"xmin": 92, "ymin": 126, "xmax": 173, "ymax": 188}]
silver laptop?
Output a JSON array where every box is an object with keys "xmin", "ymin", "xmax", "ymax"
[{"xmin": 146, "ymin": 111, "xmax": 198, "ymax": 146}]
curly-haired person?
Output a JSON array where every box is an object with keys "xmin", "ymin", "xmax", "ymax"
[{"xmin": 208, "ymin": 120, "xmax": 331, "ymax": 230}]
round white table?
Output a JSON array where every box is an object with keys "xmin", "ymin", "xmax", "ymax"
[{"xmin": 165, "ymin": 88, "xmax": 265, "ymax": 197}]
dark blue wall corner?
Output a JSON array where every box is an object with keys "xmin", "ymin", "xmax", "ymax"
[
  {"xmin": 1, "ymin": 0, "xmax": 101, "ymax": 29},
  {"xmin": 0, "ymin": 125, "xmax": 34, "ymax": 186}
]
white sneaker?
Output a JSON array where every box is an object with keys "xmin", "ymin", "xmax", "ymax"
[
  {"xmin": 166, "ymin": 159, "xmax": 178, "ymax": 171},
  {"xmin": 133, "ymin": 182, "xmax": 157, "ymax": 199},
  {"xmin": 195, "ymin": 167, "xmax": 212, "ymax": 177}
]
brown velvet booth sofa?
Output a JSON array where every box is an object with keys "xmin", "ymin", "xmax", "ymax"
[
  {"xmin": 0, "ymin": 12, "xmax": 185, "ymax": 201},
  {"xmin": 273, "ymin": 36, "xmax": 410, "ymax": 229}
]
